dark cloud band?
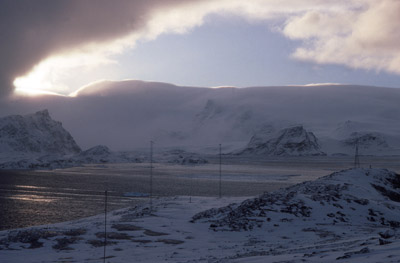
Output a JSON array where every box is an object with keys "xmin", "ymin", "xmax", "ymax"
[{"xmin": 0, "ymin": 0, "xmax": 198, "ymax": 97}]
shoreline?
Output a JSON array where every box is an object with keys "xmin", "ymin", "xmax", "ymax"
[{"xmin": 1, "ymin": 194, "xmax": 400, "ymax": 263}]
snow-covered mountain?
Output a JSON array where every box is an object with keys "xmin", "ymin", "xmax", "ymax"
[
  {"xmin": 77, "ymin": 145, "xmax": 114, "ymax": 163},
  {"xmin": 237, "ymin": 125, "xmax": 326, "ymax": 156},
  {"xmin": 0, "ymin": 109, "xmax": 81, "ymax": 157},
  {"xmin": 75, "ymin": 145, "xmax": 141, "ymax": 164},
  {"xmin": 0, "ymin": 111, "xmax": 144, "ymax": 169},
  {"xmin": 193, "ymin": 168, "xmax": 400, "ymax": 231},
  {"xmin": 1, "ymin": 81, "xmax": 400, "ymax": 155}
]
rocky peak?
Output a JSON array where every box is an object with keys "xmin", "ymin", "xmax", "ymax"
[
  {"xmin": 246, "ymin": 125, "xmax": 275, "ymax": 148},
  {"xmin": 239, "ymin": 125, "xmax": 325, "ymax": 156},
  {"xmin": 80, "ymin": 145, "xmax": 111, "ymax": 156},
  {"xmin": 0, "ymin": 110, "xmax": 81, "ymax": 156},
  {"xmin": 34, "ymin": 109, "xmax": 50, "ymax": 118}
]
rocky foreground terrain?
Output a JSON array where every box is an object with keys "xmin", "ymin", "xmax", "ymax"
[
  {"xmin": 1, "ymin": 168, "xmax": 400, "ymax": 262},
  {"xmin": 193, "ymin": 169, "xmax": 400, "ymax": 230}
]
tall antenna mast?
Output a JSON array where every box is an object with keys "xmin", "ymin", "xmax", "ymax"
[
  {"xmin": 354, "ymin": 140, "xmax": 360, "ymax": 168},
  {"xmin": 219, "ymin": 143, "xmax": 222, "ymax": 199},
  {"xmin": 150, "ymin": 140, "xmax": 154, "ymax": 212}
]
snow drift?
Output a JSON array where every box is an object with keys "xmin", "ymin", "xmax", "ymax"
[{"xmin": 193, "ymin": 168, "xmax": 400, "ymax": 231}]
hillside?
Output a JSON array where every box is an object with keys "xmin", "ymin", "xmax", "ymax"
[
  {"xmin": 0, "ymin": 109, "xmax": 81, "ymax": 157},
  {"xmin": 193, "ymin": 168, "xmax": 400, "ymax": 231},
  {"xmin": 1, "ymin": 81, "xmax": 399, "ymax": 155},
  {"xmin": 2, "ymin": 169, "xmax": 400, "ymax": 262},
  {"xmin": 237, "ymin": 125, "xmax": 326, "ymax": 156}
]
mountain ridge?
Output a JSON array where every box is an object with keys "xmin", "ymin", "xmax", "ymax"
[
  {"xmin": 1, "ymin": 80, "xmax": 399, "ymax": 153},
  {"xmin": 0, "ymin": 109, "xmax": 81, "ymax": 157}
]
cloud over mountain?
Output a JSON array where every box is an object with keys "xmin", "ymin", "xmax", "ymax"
[
  {"xmin": 1, "ymin": 0, "xmax": 400, "ymax": 97},
  {"xmin": 0, "ymin": 0, "xmax": 203, "ymax": 96}
]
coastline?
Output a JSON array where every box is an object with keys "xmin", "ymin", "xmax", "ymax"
[{"xmin": 1, "ymin": 194, "xmax": 400, "ymax": 263}]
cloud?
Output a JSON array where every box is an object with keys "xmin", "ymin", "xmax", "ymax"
[
  {"xmin": 282, "ymin": 0, "xmax": 400, "ymax": 74},
  {"xmin": 2, "ymin": 0, "xmax": 400, "ymax": 97},
  {"xmin": 0, "ymin": 0, "xmax": 206, "ymax": 97}
]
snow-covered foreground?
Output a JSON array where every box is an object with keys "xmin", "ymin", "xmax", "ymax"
[{"xmin": 1, "ymin": 168, "xmax": 400, "ymax": 262}]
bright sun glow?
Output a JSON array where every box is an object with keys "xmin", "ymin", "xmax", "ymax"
[
  {"xmin": 13, "ymin": 47, "xmax": 117, "ymax": 97},
  {"xmin": 13, "ymin": 60, "xmax": 67, "ymax": 96}
]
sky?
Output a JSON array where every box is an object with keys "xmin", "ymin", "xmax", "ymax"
[{"xmin": 1, "ymin": 0, "xmax": 400, "ymax": 98}]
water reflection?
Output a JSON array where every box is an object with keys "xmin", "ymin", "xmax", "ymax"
[
  {"xmin": 4, "ymin": 194, "xmax": 55, "ymax": 203},
  {"xmin": 1, "ymin": 156, "xmax": 400, "ymax": 231},
  {"xmin": 0, "ymin": 170, "xmax": 145, "ymax": 230}
]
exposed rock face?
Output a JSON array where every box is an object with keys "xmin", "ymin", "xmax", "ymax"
[
  {"xmin": 0, "ymin": 110, "xmax": 81, "ymax": 156},
  {"xmin": 0, "ymin": 110, "xmax": 150, "ymax": 169},
  {"xmin": 80, "ymin": 145, "xmax": 111, "ymax": 157},
  {"xmin": 77, "ymin": 145, "xmax": 112, "ymax": 163},
  {"xmin": 245, "ymin": 125, "xmax": 275, "ymax": 149},
  {"xmin": 192, "ymin": 169, "xmax": 400, "ymax": 231},
  {"xmin": 239, "ymin": 125, "xmax": 325, "ymax": 156},
  {"xmin": 75, "ymin": 145, "xmax": 141, "ymax": 164}
]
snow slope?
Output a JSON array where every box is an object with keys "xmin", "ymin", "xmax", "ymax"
[
  {"xmin": 0, "ymin": 110, "xmax": 85, "ymax": 169},
  {"xmin": 75, "ymin": 145, "xmax": 139, "ymax": 164},
  {"xmin": 237, "ymin": 125, "xmax": 326, "ymax": 156},
  {"xmin": 0, "ymin": 144, "xmax": 143, "ymax": 170},
  {"xmin": 0, "ymin": 109, "xmax": 81, "ymax": 156},
  {"xmin": 1, "ymin": 169, "xmax": 400, "ymax": 262},
  {"xmin": 193, "ymin": 168, "xmax": 400, "ymax": 231},
  {"xmin": 0, "ymin": 111, "xmax": 141, "ymax": 169},
  {"xmin": 1, "ymin": 81, "xmax": 400, "ymax": 155}
]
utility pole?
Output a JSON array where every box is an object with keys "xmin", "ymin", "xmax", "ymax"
[
  {"xmin": 103, "ymin": 190, "xmax": 108, "ymax": 263},
  {"xmin": 189, "ymin": 175, "xmax": 192, "ymax": 203},
  {"xmin": 150, "ymin": 140, "xmax": 154, "ymax": 212},
  {"xmin": 219, "ymin": 143, "xmax": 222, "ymax": 198},
  {"xmin": 354, "ymin": 140, "xmax": 360, "ymax": 168}
]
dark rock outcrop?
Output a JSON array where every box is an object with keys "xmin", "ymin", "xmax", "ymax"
[
  {"xmin": 239, "ymin": 125, "xmax": 325, "ymax": 156},
  {"xmin": 0, "ymin": 109, "xmax": 81, "ymax": 156},
  {"xmin": 193, "ymin": 169, "xmax": 400, "ymax": 231}
]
